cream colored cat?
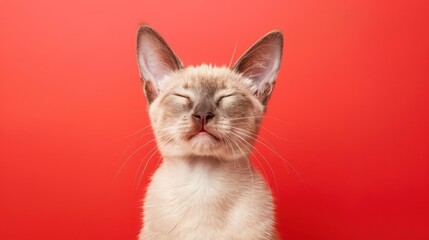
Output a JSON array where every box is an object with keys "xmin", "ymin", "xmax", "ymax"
[{"xmin": 136, "ymin": 25, "xmax": 283, "ymax": 240}]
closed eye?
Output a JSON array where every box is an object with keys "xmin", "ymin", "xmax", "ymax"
[
  {"xmin": 172, "ymin": 93, "xmax": 190, "ymax": 100},
  {"xmin": 217, "ymin": 94, "xmax": 235, "ymax": 105}
]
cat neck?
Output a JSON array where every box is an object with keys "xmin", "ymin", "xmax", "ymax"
[
  {"xmin": 160, "ymin": 154, "xmax": 255, "ymax": 182},
  {"xmin": 152, "ymin": 154, "xmax": 262, "ymax": 210},
  {"xmin": 164, "ymin": 154, "xmax": 251, "ymax": 170}
]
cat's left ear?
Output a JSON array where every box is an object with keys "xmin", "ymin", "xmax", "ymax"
[{"xmin": 232, "ymin": 31, "xmax": 283, "ymax": 106}]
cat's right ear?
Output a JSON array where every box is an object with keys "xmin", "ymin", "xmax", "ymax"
[{"xmin": 136, "ymin": 25, "xmax": 184, "ymax": 103}]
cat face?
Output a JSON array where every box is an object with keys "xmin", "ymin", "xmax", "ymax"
[
  {"xmin": 137, "ymin": 25, "xmax": 283, "ymax": 160},
  {"xmin": 146, "ymin": 66, "xmax": 263, "ymax": 159}
]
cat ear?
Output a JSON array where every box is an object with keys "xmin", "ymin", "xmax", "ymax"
[
  {"xmin": 136, "ymin": 25, "xmax": 184, "ymax": 103},
  {"xmin": 233, "ymin": 31, "xmax": 283, "ymax": 105}
]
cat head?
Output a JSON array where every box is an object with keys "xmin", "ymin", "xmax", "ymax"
[{"xmin": 136, "ymin": 25, "xmax": 283, "ymax": 161}]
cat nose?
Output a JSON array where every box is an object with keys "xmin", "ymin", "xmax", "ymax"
[
  {"xmin": 193, "ymin": 100, "xmax": 215, "ymax": 125},
  {"xmin": 193, "ymin": 112, "xmax": 215, "ymax": 124}
]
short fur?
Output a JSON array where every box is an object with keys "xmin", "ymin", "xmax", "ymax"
[{"xmin": 136, "ymin": 25, "xmax": 283, "ymax": 240}]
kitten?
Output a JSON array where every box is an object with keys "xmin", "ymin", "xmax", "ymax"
[{"xmin": 136, "ymin": 25, "xmax": 283, "ymax": 240}]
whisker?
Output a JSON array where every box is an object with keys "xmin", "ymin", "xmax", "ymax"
[
  {"xmin": 218, "ymin": 124, "xmax": 280, "ymax": 148},
  {"xmin": 227, "ymin": 131, "xmax": 279, "ymax": 193},
  {"xmin": 113, "ymin": 125, "xmax": 189, "ymax": 181},
  {"xmin": 227, "ymin": 134, "xmax": 270, "ymax": 190},
  {"xmin": 227, "ymin": 116, "xmax": 264, "ymax": 120},
  {"xmin": 135, "ymin": 144, "xmax": 159, "ymax": 185},
  {"xmin": 116, "ymin": 131, "xmax": 155, "ymax": 165},
  {"xmin": 136, "ymin": 134, "xmax": 177, "ymax": 188},
  {"xmin": 229, "ymin": 126, "xmax": 304, "ymax": 183},
  {"xmin": 112, "ymin": 138, "xmax": 157, "ymax": 181},
  {"xmin": 213, "ymin": 129, "xmax": 238, "ymax": 166},
  {"xmin": 123, "ymin": 123, "xmax": 153, "ymax": 139},
  {"xmin": 136, "ymin": 147, "xmax": 159, "ymax": 189},
  {"xmin": 224, "ymin": 134, "xmax": 255, "ymax": 192},
  {"xmin": 209, "ymin": 129, "xmax": 226, "ymax": 165},
  {"xmin": 227, "ymin": 115, "xmax": 289, "ymax": 124},
  {"xmin": 260, "ymin": 126, "xmax": 291, "ymax": 141},
  {"xmin": 228, "ymin": 42, "xmax": 238, "ymax": 68}
]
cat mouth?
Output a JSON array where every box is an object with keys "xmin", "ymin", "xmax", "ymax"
[{"xmin": 189, "ymin": 129, "xmax": 220, "ymax": 141}]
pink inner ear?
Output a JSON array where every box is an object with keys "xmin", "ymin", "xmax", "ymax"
[
  {"xmin": 137, "ymin": 26, "xmax": 182, "ymax": 91},
  {"xmin": 252, "ymin": 45, "xmax": 282, "ymax": 87},
  {"xmin": 142, "ymin": 45, "xmax": 174, "ymax": 81},
  {"xmin": 233, "ymin": 32, "xmax": 283, "ymax": 91}
]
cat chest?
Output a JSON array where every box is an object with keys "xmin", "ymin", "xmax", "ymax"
[{"xmin": 144, "ymin": 166, "xmax": 238, "ymax": 230}]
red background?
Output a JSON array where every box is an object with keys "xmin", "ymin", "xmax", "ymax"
[{"xmin": 1, "ymin": 0, "xmax": 428, "ymax": 239}]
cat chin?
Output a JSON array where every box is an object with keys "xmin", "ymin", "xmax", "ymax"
[
  {"xmin": 187, "ymin": 138, "xmax": 220, "ymax": 153},
  {"xmin": 183, "ymin": 144, "xmax": 247, "ymax": 161},
  {"xmin": 157, "ymin": 135, "xmax": 250, "ymax": 161}
]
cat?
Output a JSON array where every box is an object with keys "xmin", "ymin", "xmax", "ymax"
[{"xmin": 136, "ymin": 25, "xmax": 283, "ymax": 240}]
